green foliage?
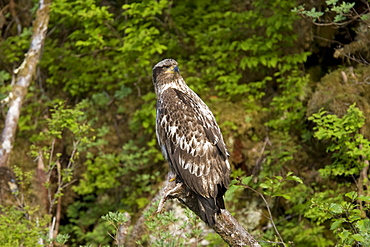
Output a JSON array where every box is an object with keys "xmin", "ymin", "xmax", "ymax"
[
  {"xmin": 102, "ymin": 211, "xmax": 130, "ymax": 225},
  {"xmin": 45, "ymin": 100, "xmax": 92, "ymax": 141},
  {"xmin": 306, "ymin": 191, "xmax": 370, "ymax": 246},
  {"xmin": 28, "ymin": 100, "xmax": 95, "ymax": 205},
  {"xmin": 0, "ymin": 27, "xmax": 32, "ymax": 64},
  {"xmin": 309, "ymin": 103, "xmax": 369, "ymax": 177},
  {"xmin": 233, "ymin": 173, "xmax": 314, "ymax": 246},
  {"xmin": 0, "ymin": 205, "xmax": 49, "ymax": 247},
  {"xmin": 44, "ymin": 0, "xmax": 169, "ymax": 96},
  {"xmin": 291, "ymin": 6, "xmax": 324, "ymax": 21},
  {"xmin": 0, "ymin": 70, "xmax": 11, "ymax": 101},
  {"xmin": 279, "ymin": 221, "xmax": 334, "ymax": 247},
  {"xmin": 59, "ymin": 194, "xmax": 115, "ymax": 245},
  {"xmin": 173, "ymin": 0, "xmax": 310, "ymax": 100},
  {"xmin": 259, "ymin": 172, "xmax": 303, "ymax": 200},
  {"xmin": 292, "ymin": 0, "xmax": 357, "ymax": 23},
  {"xmin": 266, "ymin": 71, "xmax": 309, "ymax": 132},
  {"xmin": 130, "ymin": 92, "xmax": 157, "ymax": 135},
  {"xmin": 329, "ymin": 1, "xmax": 355, "ymax": 22},
  {"xmin": 142, "ymin": 206, "xmax": 184, "ymax": 246},
  {"xmin": 55, "ymin": 233, "xmax": 70, "ymax": 245},
  {"xmin": 101, "ymin": 211, "xmax": 130, "ymax": 244},
  {"xmin": 74, "ymin": 140, "xmax": 161, "ymax": 209},
  {"xmin": 137, "ymin": 202, "xmax": 223, "ymax": 246},
  {"xmin": 121, "ymin": 0, "xmax": 168, "ymax": 56},
  {"xmin": 303, "ymin": 103, "xmax": 370, "ymax": 246}
]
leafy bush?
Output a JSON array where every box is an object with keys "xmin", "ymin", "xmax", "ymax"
[
  {"xmin": 305, "ymin": 103, "xmax": 370, "ymax": 246},
  {"xmin": 309, "ymin": 103, "xmax": 369, "ymax": 177},
  {"xmin": 0, "ymin": 205, "xmax": 49, "ymax": 246}
]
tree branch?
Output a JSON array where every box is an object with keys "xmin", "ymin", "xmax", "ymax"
[
  {"xmin": 0, "ymin": 0, "xmax": 51, "ymax": 167},
  {"xmin": 158, "ymin": 174, "xmax": 261, "ymax": 247}
]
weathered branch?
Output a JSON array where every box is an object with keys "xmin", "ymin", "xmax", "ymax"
[
  {"xmin": 157, "ymin": 174, "xmax": 261, "ymax": 247},
  {"xmin": 0, "ymin": 0, "xmax": 51, "ymax": 167},
  {"xmin": 116, "ymin": 212, "xmax": 131, "ymax": 246},
  {"xmin": 125, "ymin": 173, "xmax": 261, "ymax": 246},
  {"xmin": 125, "ymin": 186, "xmax": 162, "ymax": 247}
]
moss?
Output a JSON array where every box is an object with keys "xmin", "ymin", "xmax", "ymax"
[{"xmin": 307, "ymin": 65, "xmax": 370, "ymax": 138}]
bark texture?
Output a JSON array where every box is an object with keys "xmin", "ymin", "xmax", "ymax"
[
  {"xmin": 160, "ymin": 177, "xmax": 261, "ymax": 247},
  {"xmin": 0, "ymin": 0, "xmax": 51, "ymax": 167},
  {"xmin": 127, "ymin": 174, "xmax": 261, "ymax": 247}
]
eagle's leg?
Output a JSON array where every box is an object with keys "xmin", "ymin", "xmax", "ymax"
[
  {"xmin": 167, "ymin": 169, "xmax": 176, "ymax": 182},
  {"xmin": 157, "ymin": 173, "xmax": 183, "ymax": 213}
]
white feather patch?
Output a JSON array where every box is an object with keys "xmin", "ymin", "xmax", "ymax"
[
  {"xmin": 158, "ymin": 82, "xmax": 178, "ymax": 94},
  {"xmin": 180, "ymin": 138, "xmax": 186, "ymax": 149},
  {"xmin": 179, "ymin": 157, "xmax": 186, "ymax": 168},
  {"xmin": 168, "ymin": 126, "xmax": 177, "ymax": 137},
  {"xmin": 225, "ymin": 160, "xmax": 231, "ymax": 170},
  {"xmin": 160, "ymin": 115, "xmax": 167, "ymax": 126}
]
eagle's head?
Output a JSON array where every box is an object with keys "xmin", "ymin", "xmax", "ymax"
[{"xmin": 152, "ymin": 59, "xmax": 182, "ymax": 94}]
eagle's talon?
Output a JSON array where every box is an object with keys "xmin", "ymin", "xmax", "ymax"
[
  {"xmin": 169, "ymin": 176, "xmax": 176, "ymax": 182},
  {"xmin": 157, "ymin": 181, "xmax": 183, "ymax": 213},
  {"xmin": 157, "ymin": 197, "xmax": 167, "ymax": 213}
]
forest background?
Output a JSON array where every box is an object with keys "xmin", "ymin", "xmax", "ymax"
[{"xmin": 0, "ymin": 0, "xmax": 370, "ymax": 246}]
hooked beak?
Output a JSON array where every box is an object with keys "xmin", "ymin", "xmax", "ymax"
[
  {"xmin": 164, "ymin": 65, "xmax": 180, "ymax": 74},
  {"xmin": 173, "ymin": 65, "xmax": 180, "ymax": 73}
]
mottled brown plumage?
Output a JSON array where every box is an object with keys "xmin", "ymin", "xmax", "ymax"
[{"xmin": 153, "ymin": 58, "xmax": 230, "ymax": 225}]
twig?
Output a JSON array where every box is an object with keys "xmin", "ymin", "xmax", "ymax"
[
  {"xmin": 54, "ymin": 196, "xmax": 62, "ymax": 240},
  {"xmin": 49, "ymin": 216, "xmax": 56, "ymax": 243},
  {"xmin": 236, "ymin": 179, "xmax": 286, "ymax": 247}
]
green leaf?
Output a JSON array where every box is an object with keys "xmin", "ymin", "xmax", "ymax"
[
  {"xmin": 241, "ymin": 175, "xmax": 253, "ymax": 185},
  {"xmin": 351, "ymin": 234, "xmax": 365, "ymax": 242},
  {"xmin": 330, "ymin": 219, "xmax": 343, "ymax": 230},
  {"xmin": 329, "ymin": 203, "xmax": 342, "ymax": 214},
  {"xmin": 259, "ymin": 183, "xmax": 269, "ymax": 189},
  {"xmin": 276, "ymin": 193, "xmax": 291, "ymax": 200},
  {"xmin": 358, "ymin": 195, "xmax": 370, "ymax": 202},
  {"xmin": 345, "ymin": 191, "xmax": 358, "ymax": 201},
  {"xmin": 356, "ymin": 218, "xmax": 370, "ymax": 232},
  {"xmin": 325, "ymin": 0, "xmax": 338, "ymax": 6},
  {"xmin": 286, "ymin": 174, "xmax": 303, "ymax": 184}
]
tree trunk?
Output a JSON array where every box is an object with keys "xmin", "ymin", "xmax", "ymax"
[{"xmin": 0, "ymin": 0, "xmax": 51, "ymax": 167}]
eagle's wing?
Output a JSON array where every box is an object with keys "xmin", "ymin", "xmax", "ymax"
[{"xmin": 156, "ymin": 88, "xmax": 230, "ymax": 199}]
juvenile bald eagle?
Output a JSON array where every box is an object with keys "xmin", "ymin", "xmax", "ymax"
[{"xmin": 153, "ymin": 58, "xmax": 230, "ymax": 226}]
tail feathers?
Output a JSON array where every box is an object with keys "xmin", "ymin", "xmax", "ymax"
[{"xmin": 196, "ymin": 195, "xmax": 225, "ymax": 226}]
